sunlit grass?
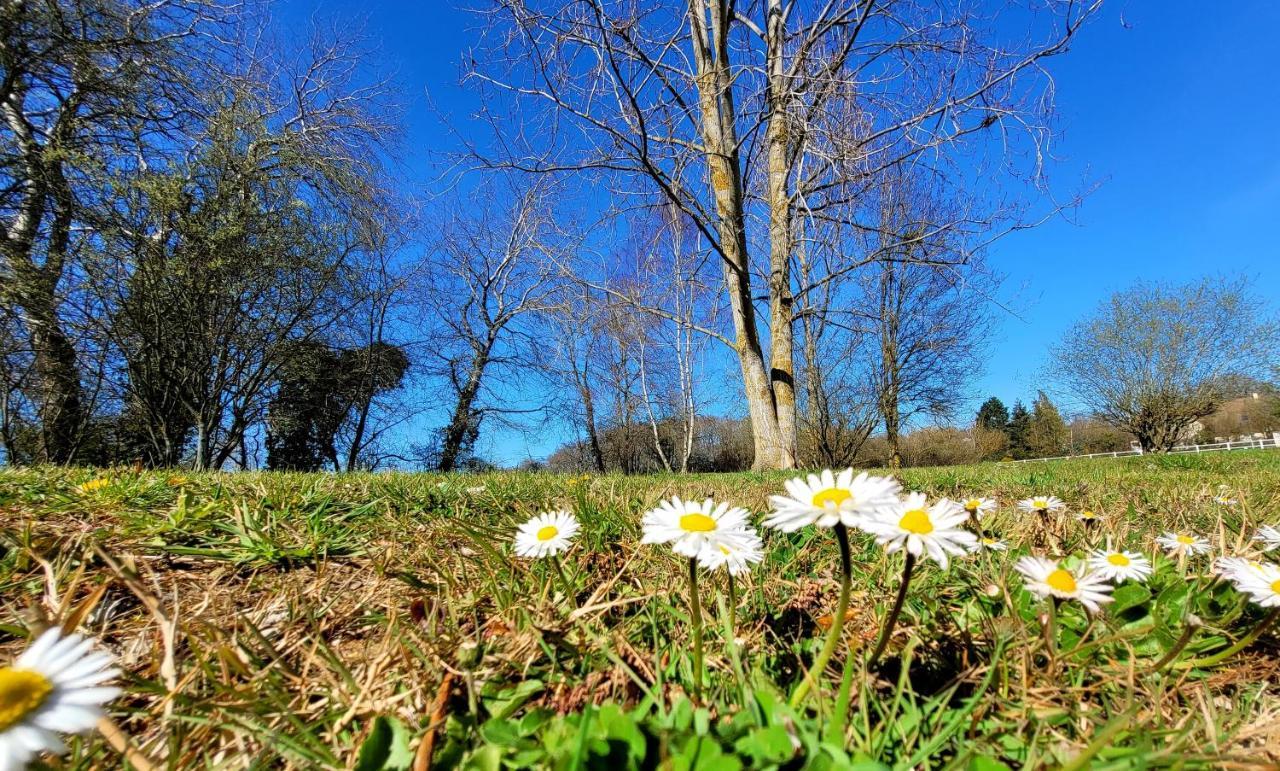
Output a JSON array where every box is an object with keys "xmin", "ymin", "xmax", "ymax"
[{"xmin": 1, "ymin": 451, "xmax": 1278, "ymax": 768}]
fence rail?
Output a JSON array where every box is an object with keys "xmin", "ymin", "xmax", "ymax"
[{"xmin": 1012, "ymin": 433, "xmax": 1280, "ymax": 463}]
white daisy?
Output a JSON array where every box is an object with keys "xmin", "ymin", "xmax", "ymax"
[
  {"xmin": 1227, "ymin": 560, "xmax": 1280, "ymax": 608},
  {"xmin": 961, "ymin": 497, "xmax": 997, "ymax": 520},
  {"xmin": 641, "ymin": 497, "xmax": 751, "ymax": 558},
  {"xmin": 972, "ymin": 536, "xmax": 1008, "ymax": 552},
  {"xmin": 1086, "ymin": 549, "xmax": 1153, "ymax": 583},
  {"xmin": 859, "ymin": 494, "xmax": 977, "ymax": 569},
  {"xmin": 1155, "ymin": 531, "xmax": 1211, "ymax": 556},
  {"xmin": 1076, "ymin": 510, "xmax": 1102, "ymax": 523},
  {"xmin": 696, "ymin": 528, "xmax": 764, "ymax": 576},
  {"xmin": 1017, "ymin": 495, "xmax": 1066, "ymax": 515},
  {"xmin": 764, "ymin": 469, "xmax": 900, "ymax": 532},
  {"xmin": 1214, "ymin": 555, "xmax": 1266, "ymax": 582},
  {"xmin": 1014, "ymin": 556, "xmax": 1114, "ymax": 612},
  {"xmin": 0, "ymin": 628, "xmax": 120, "ymax": 770},
  {"xmin": 1252, "ymin": 525, "xmax": 1280, "ymax": 552},
  {"xmin": 1213, "ymin": 495, "xmax": 1238, "ymax": 506},
  {"xmin": 512, "ymin": 510, "xmax": 580, "ymax": 559}
]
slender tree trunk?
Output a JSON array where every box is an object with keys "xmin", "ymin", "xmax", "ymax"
[
  {"xmin": 578, "ymin": 374, "xmax": 606, "ymax": 473},
  {"xmin": 439, "ymin": 349, "xmax": 488, "ymax": 472},
  {"xmin": 764, "ymin": 0, "xmax": 798, "ymax": 469},
  {"xmin": 687, "ymin": 0, "xmax": 793, "ymax": 471}
]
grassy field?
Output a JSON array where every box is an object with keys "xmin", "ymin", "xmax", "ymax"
[{"xmin": 2, "ymin": 452, "xmax": 1280, "ymax": 769}]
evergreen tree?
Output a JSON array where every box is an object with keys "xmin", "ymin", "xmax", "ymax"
[
  {"xmin": 976, "ymin": 397, "xmax": 1010, "ymax": 431},
  {"xmin": 1027, "ymin": 391, "xmax": 1069, "ymax": 458},
  {"xmin": 1007, "ymin": 400, "xmax": 1032, "ymax": 459}
]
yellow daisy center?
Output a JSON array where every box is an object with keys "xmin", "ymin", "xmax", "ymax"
[
  {"xmin": 965, "ymin": 499, "xmax": 981, "ymax": 511},
  {"xmin": 719, "ymin": 545, "xmax": 731, "ymax": 555},
  {"xmin": 1081, "ymin": 511, "xmax": 1096, "ymax": 519},
  {"xmin": 1272, "ymin": 579, "xmax": 1280, "ymax": 594},
  {"xmin": 899, "ymin": 509, "xmax": 934, "ymax": 535},
  {"xmin": 982, "ymin": 538, "xmax": 997, "ymax": 545},
  {"xmin": 812, "ymin": 488, "xmax": 851, "ymax": 508},
  {"xmin": 535, "ymin": 525, "xmax": 559, "ymax": 542},
  {"xmin": 1033, "ymin": 499, "xmax": 1048, "ymax": 509},
  {"xmin": 1046, "ymin": 569, "xmax": 1077, "ymax": 594},
  {"xmin": 0, "ymin": 668, "xmax": 53, "ymax": 732},
  {"xmin": 1176, "ymin": 535, "xmax": 1194, "ymax": 545},
  {"xmin": 1107, "ymin": 553, "xmax": 1130, "ymax": 567},
  {"xmin": 679, "ymin": 513, "xmax": 718, "ymax": 532}
]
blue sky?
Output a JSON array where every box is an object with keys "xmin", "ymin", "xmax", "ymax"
[{"xmin": 278, "ymin": 0, "xmax": 1280, "ymax": 465}]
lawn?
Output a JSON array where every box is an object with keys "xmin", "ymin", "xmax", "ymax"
[{"xmin": 2, "ymin": 452, "xmax": 1280, "ymax": 769}]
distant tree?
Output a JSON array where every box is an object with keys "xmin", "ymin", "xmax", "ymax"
[
  {"xmin": 418, "ymin": 176, "xmax": 563, "ymax": 472},
  {"xmin": 265, "ymin": 342, "xmax": 408, "ymax": 471},
  {"xmin": 864, "ymin": 181, "xmax": 997, "ymax": 469},
  {"xmin": 1007, "ymin": 401, "xmax": 1032, "ymax": 459},
  {"xmin": 976, "ymin": 398, "xmax": 1010, "ymax": 431},
  {"xmin": 1049, "ymin": 277, "xmax": 1279, "ymax": 452},
  {"xmin": 1026, "ymin": 391, "xmax": 1069, "ymax": 458}
]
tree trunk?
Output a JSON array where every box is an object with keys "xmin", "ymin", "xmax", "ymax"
[
  {"xmin": 26, "ymin": 298, "xmax": 84, "ymax": 463},
  {"xmin": 438, "ymin": 349, "xmax": 488, "ymax": 472},
  {"xmin": 687, "ymin": 0, "xmax": 794, "ymax": 471},
  {"xmin": 578, "ymin": 374, "xmax": 606, "ymax": 473},
  {"xmin": 764, "ymin": 0, "xmax": 799, "ymax": 469}
]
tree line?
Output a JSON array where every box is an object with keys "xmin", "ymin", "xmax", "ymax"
[{"xmin": 5, "ymin": 1, "xmax": 1275, "ymax": 473}]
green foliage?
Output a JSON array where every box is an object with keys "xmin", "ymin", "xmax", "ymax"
[
  {"xmin": 975, "ymin": 397, "xmax": 1009, "ymax": 432},
  {"xmin": 266, "ymin": 341, "xmax": 409, "ymax": 471},
  {"xmin": 1026, "ymin": 391, "xmax": 1069, "ymax": 458}
]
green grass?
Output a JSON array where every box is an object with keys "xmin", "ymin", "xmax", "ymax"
[{"xmin": 2, "ymin": 452, "xmax": 1279, "ymax": 769}]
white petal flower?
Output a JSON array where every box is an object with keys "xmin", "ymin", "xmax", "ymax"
[
  {"xmin": 641, "ymin": 497, "xmax": 750, "ymax": 558},
  {"xmin": 513, "ymin": 510, "xmax": 580, "ymax": 559},
  {"xmin": 972, "ymin": 536, "xmax": 1008, "ymax": 552},
  {"xmin": 763, "ymin": 469, "xmax": 901, "ymax": 532},
  {"xmin": 695, "ymin": 527, "xmax": 764, "ymax": 576},
  {"xmin": 1014, "ymin": 556, "xmax": 1114, "ymax": 613},
  {"xmin": 1214, "ymin": 555, "xmax": 1267, "ymax": 582},
  {"xmin": 0, "ymin": 628, "xmax": 120, "ymax": 771},
  {"xmin": 1226, "ymin": 560, "xmax": 1280, "ymax": 608},
  {"xmin": 1213, "ymin": 495, "xmax": 1238, "ymax": 506},
  {"xmin": 859, "ymin": 493, "xmax": 977, "ymax": 569},
  {"xmin": 1155, "ymin": 531, "xmax": 1211, "ymax": 556},
  {"xmin": 1252, "ymin": 525, "xmax": 1280, "ymax": 552},
  {"xmin": 961, "ymin": 497, "xmax": 997, "ymax": 520},
  {"xmin": 1086, "ymin": 549, "xmax": 1153, "ymax": 583},
  {"xmin": 1076, "ymin": 510, "xmax": 1102, "ymax": 523},
  {"xmin": 1016, "ymin": 495, "xmax": 1066, "ymax": 515}
]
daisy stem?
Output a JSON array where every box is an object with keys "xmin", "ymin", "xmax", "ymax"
[
  {"xmin": 1043, "ymin": 598, "xmax": 1060, "ymax": 671},
  {"xmin": 1174, "ymin": 606, "xmax": 1280, "ymax": 670},
  {"xmin": 687, "ymin": 557, "xmax": 705, "ymax": 703},
  {"xmin": 789, "ymin": 522, "xmax": 853, "ymax": 708},
  {"xmin": 1149, "ymin": 616, "xmax": 1201, "ymax": 672},
  {"xmin": 550, "ymin": 556, "xmax": 576, "ymax": 608},
  {"xmin": 868, "ymin": 552, "xmax": 916, "ymax": 668},
  {"xmin": 726, "ymin": 571, "xmax": 738, "ymax": 634}
]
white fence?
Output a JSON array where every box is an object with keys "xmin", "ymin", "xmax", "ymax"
[{"xmin": 1012, "ymin": 432, "xmax": 1280, "ymax": 463}]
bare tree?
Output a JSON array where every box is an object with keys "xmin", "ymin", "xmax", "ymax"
[
  {"xmin": 862, "ymin": 181, "xmax": 998, "ymax": 467},
  {"xmin": 419, "ymin": 175, "xmax": 564, "ymax": 471},
  {"xmin": 464, "ymin": 0, "xmax": 1099, "ymax": 469},
  {"xmin": 1049, "ymin": 277, "xmax": 1279, "ymax": 452}
]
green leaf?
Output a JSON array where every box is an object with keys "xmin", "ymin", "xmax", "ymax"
[
  {"xmin": 1111, "ymin": 583, "xmax": 1152, "ymax": 615},
  {"xmin": 355, "ymin": 716, "xmax": 392, "ymax": 771},
  {"xmin": 482, "ymin": 679, "xmax": 544, "ymax": 721}
]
